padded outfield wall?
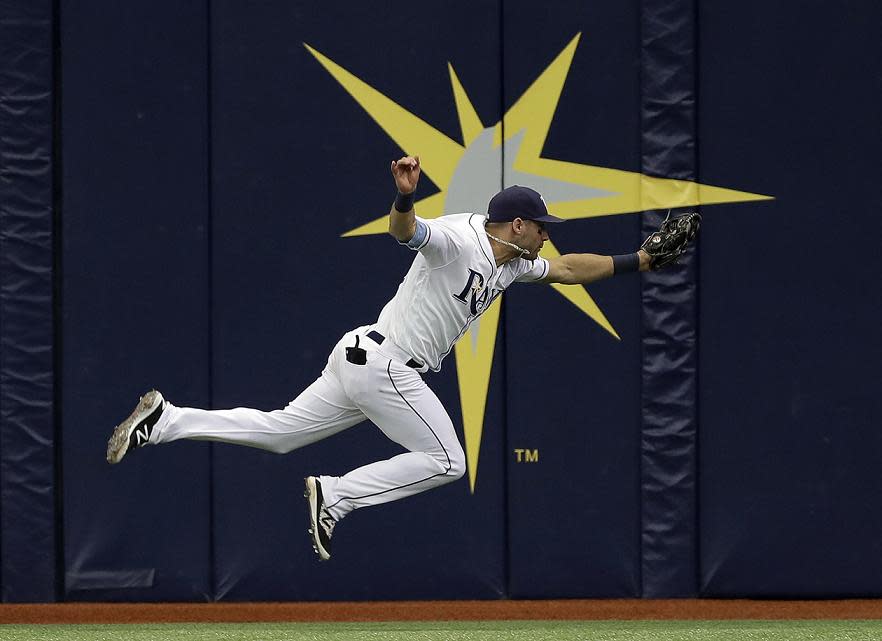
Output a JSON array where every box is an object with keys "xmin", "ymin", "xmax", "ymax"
[{"xmin": 0, "ymin": 0, "xmax": 880, "ymax": 601}]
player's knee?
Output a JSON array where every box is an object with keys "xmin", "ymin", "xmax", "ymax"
[
  {"xmin": 426, "ymin": 442, "xmax": 465, "ymax": 482},
  {"xmin": 445, "ymin": 444, "xmax": 466, "ymax": 481}
]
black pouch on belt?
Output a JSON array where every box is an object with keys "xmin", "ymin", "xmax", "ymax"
[{"xmin": 345, "ymin": 335, "xmax": 367, "ymax": 365}]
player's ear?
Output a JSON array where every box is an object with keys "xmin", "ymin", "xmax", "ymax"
[{"xmin": 512, "ymin": 218, "xmax": 524, "ymax": 234}]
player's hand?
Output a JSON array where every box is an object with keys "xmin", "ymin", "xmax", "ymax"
[
  {"xmin": 391, "ymin": 155, "xmax": 420, "ymax": 194},
  {"xmin": 640, "ymin": 211, "xmax": 701, "ymax": 270}
]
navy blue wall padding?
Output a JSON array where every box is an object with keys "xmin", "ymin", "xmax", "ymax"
[
  {"xmin": 504, "ymin": 1, "xmax": 643, "ymax": 598},
  {"xmin": 60, "ymin": 0, "xmax": 212, "ymax": 601},
  {"xmin": 697, "ymin": 0, "xmax": 882, "ymax": 596},
  {"xmin": 208, "ymin": 0, "xmax": 506, "ymax": 600},
  {"xmin": 0, "ymin": 0, "xmax": 873, "ymax": 603},
  {"xmin": 639, "ymin": 0, "xmax": 699, "ymax": 597},
  {"xmin": 0, "ymin": 0, "xmax": 57, "ymax": 602}
]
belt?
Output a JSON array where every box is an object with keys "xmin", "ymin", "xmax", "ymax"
[{"xmin": 367, "ymin": 331, "xmax": 423, "ymax": 369}]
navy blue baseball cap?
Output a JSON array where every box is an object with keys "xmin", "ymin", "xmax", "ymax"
[{"xmin": 487, "ymin": 185, "xmax": 565, "ymax": 224}]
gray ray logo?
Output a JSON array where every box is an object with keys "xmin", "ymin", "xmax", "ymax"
[
  {"xmin": 444, "ymin": 128, "xmax": 617, "ymax": 350},
  {"xmin": 444, "ymin": 128, "xmax": 616, "ymax": 217}
]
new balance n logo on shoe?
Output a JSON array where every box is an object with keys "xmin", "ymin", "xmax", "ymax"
[
  {"xmin": 134, "ymin": 424, "xmax": 152, "ymax": 446},
  {"xmin": 319, "ymin": 514, "xmax": 336, "ymax": 534}
]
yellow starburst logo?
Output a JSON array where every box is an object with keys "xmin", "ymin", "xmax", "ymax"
[{"xmin": 305, "ymin": 34, "xmax": 771, "ymax": 493}]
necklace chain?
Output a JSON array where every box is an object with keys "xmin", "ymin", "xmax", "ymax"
[{"xmin": 484, "ymin": 231, "xmax": 529, "ymax": 256}]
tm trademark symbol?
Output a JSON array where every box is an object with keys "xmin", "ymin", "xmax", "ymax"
[{"xmin": 513, "ymin": 448, "xmax": 539, "ymax": 463}]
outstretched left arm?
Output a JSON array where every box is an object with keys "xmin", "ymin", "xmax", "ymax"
[
  {"xmin": 542, "ymin": 210, "xmax": 702, "ymax": 284},
  {"xmin": 541, "ymin": 250, "xmax": 650, "ymax": 285}
]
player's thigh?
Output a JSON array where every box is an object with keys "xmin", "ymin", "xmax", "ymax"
[
  {"xmin": 274, "ymin": 370, "xmax": 366, "ymax": 446},
  {"xmin": 360, "ymin": 360, "xmax": 460, "ymax": 456}
]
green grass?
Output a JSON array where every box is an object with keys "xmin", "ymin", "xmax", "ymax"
[{"xmin": 2, "ymin": 620, "xmax": 882, "ymax": 641}]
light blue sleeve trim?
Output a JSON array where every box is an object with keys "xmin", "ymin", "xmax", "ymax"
[{"xmin": 401, "ymin": 218, "xmax": 429, "ymax": 249}]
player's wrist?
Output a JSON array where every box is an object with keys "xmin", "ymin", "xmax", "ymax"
[
  {"xmin": 394, "ymin": 190, "xmax": 415, "ymax": 213},
  {"xmin": 612, "ymin": 252, "xmax": 641, "ymax": 275}
]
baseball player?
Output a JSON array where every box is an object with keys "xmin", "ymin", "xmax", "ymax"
[{"xmin": 106, "ymin": 155, "xmax": 699, "ymax": 561}]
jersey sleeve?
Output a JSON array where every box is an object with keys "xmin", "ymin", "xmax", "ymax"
[
  {"xmin": 400, "ymin": 216, "xmax": 463, "ymax": 266},
  {"xmin": 513, "ymin": 256, "xmax": 550, "ymax": 283}
]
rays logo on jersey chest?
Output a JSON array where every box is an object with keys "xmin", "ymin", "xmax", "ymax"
[{"xmin": 453, "ymin": 268, "xmax": 501, "ymax": 315}]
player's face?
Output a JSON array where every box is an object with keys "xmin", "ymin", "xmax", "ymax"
[{"xmin": 523, "ymin": 220, "xmax": 550, "ymax": 259}]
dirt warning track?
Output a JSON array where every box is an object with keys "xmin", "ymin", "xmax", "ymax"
[{"xmin": 2, "ymin": 600, "xmax": 882, "ymax": 624}]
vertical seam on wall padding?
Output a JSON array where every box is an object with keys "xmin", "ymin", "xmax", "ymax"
[
  {"xmin": 499, "ymin": 0, "xmax": 506, "ymax": 191},
  {"xmin": 52, "ymin": 0, "xmax": 65, "ymax": 602},
  {"xmin": 499, "ymin": 0, "xmax": 510, "ymax": 599},
  {"xmin": 636, "ymin": 0, "xmax": 645, "ymax": 598},
  {"xmin": 692, "ymin": 0, "xmax": 702, "ymax": 595},
  {"xmin": 206, "ymin": 0, "xmax": 216, "ymax": 602},
  {"xmin": 0, "ymin": 21, "xmax": 4, "ymax": 595}
]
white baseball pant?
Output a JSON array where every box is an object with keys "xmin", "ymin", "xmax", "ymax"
[{"xmin": 150, "ymin": 326, "xmax": 466, "ymax": 521}]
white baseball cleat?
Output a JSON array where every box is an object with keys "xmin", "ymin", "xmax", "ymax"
[
  {"xmin": 106, "ymin": 390, "xmax": 166, "ymax": 464},
  {"xmin": 304, "ymin": 476, "xmax": 335, "ymax": 561}
]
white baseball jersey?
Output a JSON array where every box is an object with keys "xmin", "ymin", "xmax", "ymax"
[{"xmin": 375, "ymin": 213, "xmax": 549, "ymax": 371}]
